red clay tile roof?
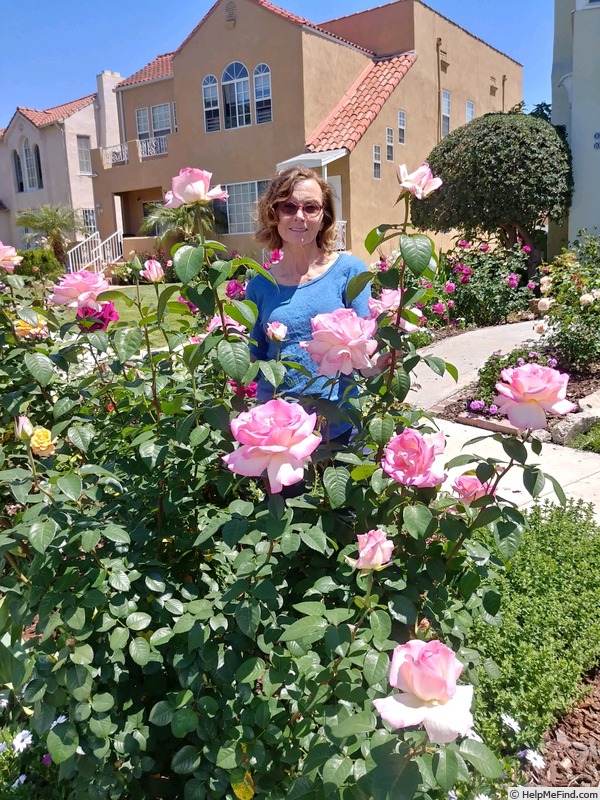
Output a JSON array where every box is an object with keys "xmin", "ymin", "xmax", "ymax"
[
  {"xmin": 116, "ymin": 52, "xmax": 174, "ymax": 89},
  {"xmin": 176, "ymin": 0, "xmax": 373, "ymax": 56},
  {"xmin": 16, "ymin": 94, "xmax": 96, "ymax": 128},
  {"xmin": 307, "ymin": 51, "xmax": 416, "ymax": 152}
]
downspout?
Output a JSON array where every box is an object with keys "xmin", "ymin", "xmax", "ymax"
[
  {"xmin": 436, "ymin": 38, "xmax": 443, "ymax": 143},
  {"xmin": 117, "ymin": 89, "xmax": 126, "ymax": 144},
  {"xmin": 502, "ymin": 74, "xmax": 507, "ymax": 112}
]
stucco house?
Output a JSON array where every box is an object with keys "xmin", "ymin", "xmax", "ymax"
[
  {"xmin": 0, "ymin": 71, "xmax": 121, "ymax": 252},
  {"xmin": 91, "ymin": 0, "xmax": 522, "ymax": 264},
  {"xmin": 552, "ymin": 0, "xmax": 600, "ymax": 245}
]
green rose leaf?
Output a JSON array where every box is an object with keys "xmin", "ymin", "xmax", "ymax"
[
  {"xmin": 323, "ymin": 466, "xmax": 350, "ymax": 509},
  {"xmin": 57, "ymin": 474, "xmax": 82, "ymax": 502},
  {"xmin": 346, "ymin": 271, "xmax": 373, "ymax": 303},
  {"xmin": 371, "ymin": 752, "xmax": 421, "ymax": 800},
  {"xmin": 29, "ymin": 519, "xmax": 59, "ymax": 554},
  {"xmin": 92, "ymin": 693, "xmax": 115, "ymax": 713},
  {"xmin": 172, "ymin": 745, "xmax": 203, "ymax": 775},
  {"xmin": 24, "ymin": 352, "xmax": 54, "ymax": 386},
  {"xmin": 259, "ymin": 360, "xmax": 286, "ymax": 388},
  {"xmin": 403, "ymin": 504, "xmax": 433, "ymax": 539},
  {"xmin": 322, "ymin": 754, "xmax": 353, "ymax": 788},
  {"xmin": 126, "ymin": 612, "xmax": 152, "ymax": 631},
  {"xmin": 113, "ymin": 327, "xmax": 143, "ymax": 363},
  {"xmin": 129, "ymin": 636, "xmax": 151, "ymax": 666},
  {"xmin": 149, "ymin": 700, "xmax": 174, "ymax": 727},
  {"xmin": 217, "ymin": 340, "xmax": 251, "ymax": 381},
  {"xmin": 47, "ymin": 722, "xmax": 79, "ymax": 764},
  {"xmin": 368, "ymin": 416, "xmax": 395, "ymax": 447},
  {"xmin": 67, "ymin": 425, "xmax": 94, "ymax": 453},
  {"xmin": 433, "ymin": 749, "xmax": 459, "ymax": 790},
  {"xmin": 279, "ymin": 616, "xmax": 328, "ymax": 644},
  {"xmin": 400, "ymin": 233, "xmax": 434, "ymax": 278},
  {"xmin": 330, "ymin": 711, "xmax": 377, "ymax": 739},
  {"xmin": 174, "ymin": 245, "xmax": 204, "ymax": 284},
  {"xmin": 87, "ymin": 331, "xmax": 109, "ymax": 352},
  {"xmin": 459, "ymin": 739, "xmax": 503, "ymax": 779},
  {"xmin": 299, "ymin": 526, "xmax": 328, "ymax": 554}
]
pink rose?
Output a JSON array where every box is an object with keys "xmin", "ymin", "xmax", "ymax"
[
  {"xmin": 270, "ymin": 249, "xmax": 284, "ymax": 264},
  {"xmin": 494, "ymin": 363, "xmax": 577, "ymax": 429},
  {"xmin": 368, "ymin": 289, "xmax": 423, "ymax": 332},
  {"xmin": 349, "ymin": 530, "xmax": 394, "ymax": 571},
  {"xmin": 300, "ymin": 308, "xmax": 378, "ymax": 376},
  {"xmin": 527, "ymin": 281, "xmax": 536, "ymax": 291},
  {"xmin": 480, "ymin": 244, "xmax": 489, "ymax": 252},
  {"xmin": 457, "ymin": 240, "xmax": 471, "ymax": 248},
  {"xmin": 77, "ymin": 301, "xmax": 119, "ymax": 331},
  {"xmin": 266, "ymin": 321, "xmax": 287, "ymax": 341},
  {"xmin": 522, "ymin": 245, "xmax": 532, "ymax": 254},
  {"xmin": 431, "ymin": 302, "xmax": 446, "ymax": 315},
  {"xmin": 0, "ymin": 242, "xmax": 23, "ymax": 273},
  {"xmin": 178, "ymin": 296, "xmax": 199, "ymax": 314},
  {"xmin": 140, "ymin": 259, "xmax": 164, "ymax": 283},
  {"xmin": 452, "ymin": 474, "xmax": 495, "ymax": 505},
  {"xmin": 49, "ymin": 270, "xmax": 110, "ymax": 310},
  {"xmin": 192, "ymin": 313, "xmax": 247, "ymax": 343},
  {"xmin": 225, "ymin": 279, "xmax": 247, "ymax": 300},
  {"xmin": 222, "ymin": 398, "xmax": 321, "ymax": 493},
  {"xmin": 373, "ymin": 639, "xmax": 473, "ymax": 744},
  {"xmin": 397, "ymin": 163, "xmax": 443, "ymax": 200},
  {"xmin": 382, "ymin": 428, "xmax": 446, "ymax": 488},
  {"xmin": 165, "ymin": 168, "xmax": 228, "ymax": 207},
  {"xmin": 14, "ymin": 415, "xmax": 34, "ymax": 441},
  {"xmin": 444, "ymin": 282, "xmax": 455, "ymax": 294},
  {"xmin": 447, "ymin": 299, "xmax": 455, "ymax": 308}
]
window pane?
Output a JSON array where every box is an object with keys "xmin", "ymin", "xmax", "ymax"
[
  {"xmin": 398, "ymin": 109, "xmax": 406, "ymax": 144},
  {"xmin": 136, "ymin": 108, "xmax": 149, "ymax": 140},
  {"xmin": 222, "ymin": 62, "xmax": 251, "ymax": 129},
  {"xmin": 77, "ymin": 136, "xmax": 92, "ymax": 174},
  {"xmin": 151, "ymin": 104, "xmax": 171, "ymax": 137},
  {"xmin": 373, "ymin": 145, "xmax": 381, "ymax": 179},
  {"xmin": 466, "ymin": 100, "xmax": 474, "ymax": 122},
  {"xmin": 23, "ymin": 139, "xmax": 37, "ymax": 190},
  {"xmin": 386, "ymin": 127, "xmax": 394, "ymax": 161},
  {"xmin": 81, "ymin": 208, "xmax": 97, "ymax": 233},
  {"xmin": 13, "ymin": 151, "xmax": 24, "ymax": 193},
  {"xmin": 254, "ymin": 64, "xmax": 272, "ymax": 124},
  {"xmin": 203, "ymin": 76, "xmax": 220, "ymax": 132}
]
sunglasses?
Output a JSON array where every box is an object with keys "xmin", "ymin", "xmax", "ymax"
[{"xmin": 278, "ymin": 201, "xmax": 323, "ymax": 218}]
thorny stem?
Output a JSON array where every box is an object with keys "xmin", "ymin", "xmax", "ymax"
[
  {"xmin": 4, "ymin": 552, "xmax": 30, "ymax": 585},
  {"xmin": 27, "ymin": 448, "xmax": 56, "ymax": 505}
]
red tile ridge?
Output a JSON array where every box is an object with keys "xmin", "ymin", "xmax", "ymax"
[
  {"xmin": 116, "ymin": 52, "xmax": 175, "ymax": 89},
  {"xmin": 16, "ymin": 94, "xmax": 96, "ymax": 128}
]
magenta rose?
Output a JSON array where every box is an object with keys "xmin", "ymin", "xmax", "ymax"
[
  {"xmin": 493, "ymin": 363, "xmax": 577, "ymax": 430},
  {"xmin": 397, "ymin": 163, "xmax": 443, "ymax": 200},
  {"xmin": 0, "ymin": 242, "xmax": 23, "ymax": 273},
  {"xmin": 228, "ymin": 380, "xmax": 258, "ymax": 398},
  {"xmin": 222, "ymin": 398, "xmax": 321, "ymax": 493},
  {"xmin": 452, "ymin": 474, "xmax": 495, "ymax": 505},
  {"xmin": 49, "ymin": 270, "xmax": 110, "ymax": 310},
  {"xmin": 349, "ymin": 530, "xmax": 394, "ymax": 571},
  {"xmin": 382, "ymin": 428, "xmax": 446, "ymax": 488},
  {"xmin": 373, "ymin": 639, "xmax": 473, "ymax": 743},
  {"xmin": 300, "ymin": 308, "xmax": 378, "ymax": 376},
  {"xmin": 77, "ymin": 301, "xmax": 120, "ymax": 331},
  {"xmin": 178, "ymin": 296, "xmax": 199, "ymax": 314},
  {"xmin": 165, "ymin": 168, "xmax": 228, "ymax": 207},
  {"xmin": 225, "ymin": 279, "xmax": 247, "ymax": 300}
]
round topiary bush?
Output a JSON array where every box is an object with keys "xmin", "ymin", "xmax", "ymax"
[{"xmin": 15, "ymin": 249, "xmax": 64, "ymax": 282}]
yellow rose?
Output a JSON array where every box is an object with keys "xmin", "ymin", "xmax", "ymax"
[
  {"xmin": 29, "ymin": 427, "xmax": 57, "ymax": 457},
  {"xmin": 14, "ymin": 318, "xmax": 47, "ymax": 338}
]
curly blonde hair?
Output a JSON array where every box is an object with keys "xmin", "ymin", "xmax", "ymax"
[{"xmin": 255, "ymin": 166, "xmax": 337, "ymax": 252}]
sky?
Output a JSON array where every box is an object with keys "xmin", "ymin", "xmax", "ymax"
[{"xmin": 0, "ymin": 0, "xmax": 553, "ymax": 128}]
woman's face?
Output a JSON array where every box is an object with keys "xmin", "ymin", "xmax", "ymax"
[{"xmin": 276, "ymin": 179, "xmax": 325, "ymax": 249}]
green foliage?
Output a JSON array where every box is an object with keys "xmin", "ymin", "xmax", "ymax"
[
  {"xmin": 569, "ymin": 422, "xmax": 600, "ymax": 453},
  {"xmin": 471, "ymin": 502, "xmax": 600, "ymax": 750},
  {"xmin": 411, "ymin": 113, "xmax": 573, "ymax": 254},
  {"xmin": 15, "ymin": 205, "xmax": 87, "ymax": 266},
  {"xmin": 14, "ymin": 249, "xmax": 63, "ymax": 283},
  {"xmin": 541, "ymin": 231, "xmax": 600, "ymax": 368}
]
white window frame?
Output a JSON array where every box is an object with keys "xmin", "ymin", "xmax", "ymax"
[
  {"xmin": 222, "ymin": 62, "xmax": 251, "ymax": 130},
  {"xmin": 442, "ymin": 90, "xmax": 451, "ymax": 137},
  {"xmin": 136, "ymin": 108, "xmax": 150, "ymax": 140},
  {"xmin": 398, "ymin": 109, "xmax": 406, "ymax": 144},
  {"xmin": 373, "ymin": 145, "xmax": 381, "ymax": 180},
  {"xmin": 172, "ymin": 102, "xmax": 178, "ymax": 133},
  {"xmin": 81, "ymin": 208, "xmax": 97, "ymax": 234},
  {"xmin": 13, "ymin": 150, "xmax": 24, "ymax": 193},
  {"xmin": 151, "ymin": 103, "xmax": 171, "ymax": 138},
  {"xmin": 202, "ymin": 75, "xmax": 221, "ymax": 132},
  {"xmin": 77, "ymin": 135, "xmax": 93, "ymax": 174},
  {"xmin": 23, "ymin": 138, "xmax": 38, "ymax": 191},
  {"xmin": 254, "ymin": 63, "xmax": 272, "ymax": 125},
  {"xmin": 386, "ymin": 127, "xmax": 394, "ymax": 161},
  {"xmin": 466, "ymin": 100, "xmax": 474, "ymax": 123},
  {"xmin": 215, "ymin": 179, "xmax": 269, "ymax": 234}
]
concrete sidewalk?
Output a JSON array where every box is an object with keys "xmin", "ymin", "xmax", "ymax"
[{"xmin": 407, "ymin": 321, "xmax": 600, "ymax": 521}]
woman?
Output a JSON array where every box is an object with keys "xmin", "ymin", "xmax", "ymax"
[{"xmin": 246, "ymin": 166, "xmax": 385, "ymax": 442}]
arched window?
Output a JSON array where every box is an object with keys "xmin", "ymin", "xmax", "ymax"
[
  {"xmin": 222, "ymin": 62, "xmax": 250, "ymax": 129},
  {"xmin": 202, "ymin": 75, "xmax": 221, "ymax": 132},
  {"xmin": 23, "ymin": 138, "xmax": 38, "ymax": 190},
  {"xmin": 34, "ymin": 145, "xmax": 43, "ymax": 189},
  {"xmin": 13, "ymin": 150, "xmax": 24, "ymax": 193},
  {"xmin": 254, "ymin": 64, "xmax": 272, "ymax": 124}
]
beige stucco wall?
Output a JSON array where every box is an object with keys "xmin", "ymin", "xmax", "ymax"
[{"xmin": 320, "ymin": 1, "xmax": 416, "ymax": 57}]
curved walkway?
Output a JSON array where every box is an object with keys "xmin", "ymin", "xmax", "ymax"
[{"xmin": 409, "ymin": 321, "xmax": 600, "ymax": 520}]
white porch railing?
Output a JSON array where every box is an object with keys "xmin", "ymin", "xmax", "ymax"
[
  {"xmin": 67, "ymin": 231, "xmax": 123, "ymax": 274},
  {"xmin": 334, "ymin": 220, "xmax": 347, "ymax": 251},
  {"xmin": 101, "ymin": 143, "xmax": 128, "ymax": 168},
  {"xmin": 139, "ymin": 136, "xmax": 168, "ymax": 158}
]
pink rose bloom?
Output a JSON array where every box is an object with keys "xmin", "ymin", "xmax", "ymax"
[
  {"xmin": 349, "ymin": 530, "xmax": 394, "ymax": 571},
  {"xmin": 505, "ymin": 273, "xmax": 519, "ymax": 289},
  {"xmin": 229, "ymin": 380, "xmax": 258, "ymax": 398},
  {"xmin": 461, "ymin": 266, "xmax": 472, "ymax": 276},
  {"xmin": 300, "ymin": 308, "xmax": 378, "ymax": 376},
  {"xmin": 77, "ymin": 301, "xmax": 119, "ymax": 331},
  {"xmin": 431, "ymin": 302, "xmax": 446, "ymax": 315},
  {"xmin": 165, "ymin": 168, "xmax": 228, "ymax": 207},
  {"xmin": 0, "ymin": 242, "xmax": 23, "ymax": 273},
  {"xmin": 193, "ymin": 313, "xmax": 247, "ymax": 343},
  {"xmin": 140, "ymin": 259, "xmax": 164, "ymax": 283},
  {"xmin": 397, "ymin": 163, "xmax": 443, "ymax": 200},
  {"xmin": 444, "ymin": 282, "xmax": 455, "ymax": 294},
  {"xmin": 382, "ymin": 428, "xmax": 446, "ymax": 488},
  {"xmin": 222, "ymin": 398, "xmax": 321, "ymax": 493},
  {"xmin": 480, "ymin": 244, "xmax": 489, "ymax": 252},
  {"xmin": 266, "ymin": 321, "xmax": 287, "ymax": 341},
  {"xmin": 373, "ymin": 639, "xmax": 473, "ymax": 744},
  {"xmin": 14, "ymin": 415, "xmax": 34, "ymax": 441},
  {"xmin": 494, "ymin": 363, "xmax": 577, "ymax": 430},
  {"xmin": 447, "ymin": 299, "xmax": 455, "ymax": 308},
  {"xmin": 460, "ymin": 276, "xmax": 470, "ymax": 285},
  {"xmin": 270, "ymin": 249, "xmax": 284, "ymax": 264},
  {"xmin": 522, "ymin": 245, "xmax": 532, "ymax": 254},
  {"xmin": 457, "ymin": 240, "xmax": 471, "ymax": 248},
  {"xmin": 49, "ymin": 270, "xmax": 110, "ymax": 310},
  {"xmin": 368, "ymin": 289, "xmax": 423, "ymax": 332},
  {"xmin": 527, "ymin": 281, "xmax": 536, "ymax": 291},
  {"xmin": 225, "ymin": 279, "xmax": 247, "ymax": 300},
  {"xmin": 178, "ymin": 296, "xmax": 199, "ymax": 314},
  {"xmin": 452, "ymin": 474, "xmax": 495, "ymax": 505}
]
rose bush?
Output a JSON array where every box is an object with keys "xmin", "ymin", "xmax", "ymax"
[{"xmin": 0, "ymin": 166, "xmax": 565, "ymax": 799}]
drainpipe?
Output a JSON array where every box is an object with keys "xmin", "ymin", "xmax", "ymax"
[
  {"xmin": 502, "ymin": 74, "xmax": 507, "ymax": 112},
  {"xmin": 117, "ymin": 90, "xmax": 126, "ymax": 144},
  {"xmin": 436, "ymin": 38, "xmax": 443, "ymax": 143}
]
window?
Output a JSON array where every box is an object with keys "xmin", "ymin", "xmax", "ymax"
[
  {"xmin": 466, "ymin": 100, "xmax": 474, "ymax": 123},
  {"xmin": 77, "ymin": 136, "xmax": 92, "ymax": 174},
  {"xmin": 172, "ymin": 102, "xmax": 178, "ymax": 133},
  {"xmin": 386, "ymin": 127, "xmax": 394, "ymax": 161},
  {"xmin": 398, "ymin": 110, "xmax": 406, "ymax": 144},
  {"xmin": 214, "ymin": 179, "xmax": 269, "ymax": 234},
  {"xmin": 151, "ymin": 104, "xmax": 171, "ymax": 138},
  {"xmin": 23, "ymin": 139, "xmax": 39, "ymax": 190},
  {"xmin": 34, "ymin": 145, "xmax": 44, "ymax": 188},
  {"xmin": 203, "ymin": 75, "xmax": 221, "ymax": 132},
  {"xmin": 254, "ymin": 64, "xmax": 272, "ymax": 124},
  {"xmin": 222, "ymin": 62, "xmax": 251, "ymax": 129},
  {"xmin": 81, "ymin": 208, "xmax": 97, "ymax": 234},
  {"xmin": 136, "ymin": 108, "xmax": 150, "ymax": 140},
  {"xmin": 373, "ymin": 145, "xmax": 381, "ymax": 180},
  {"xmin": 442, "ymin": 90, "xmax": 451, "ymax": 137},
  {"xmin": 13, "ymin": 151, "xmax": 24, "ymax": 193}
]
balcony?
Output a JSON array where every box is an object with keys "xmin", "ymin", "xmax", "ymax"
[
  {"xmin": 139, "ymin": 135, "xmax": 168, "ymax": 158},
  {"xmin": 99, "ymin": 136, "xmax": 168, "ymax": 169},
  {"xmin": 101, "ymin": 143, "xmax": 128, "ymax": 168}
]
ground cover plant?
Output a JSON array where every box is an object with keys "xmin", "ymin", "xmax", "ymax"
[{"xmin": 0, "ymin": 169, "xmax": 574, "ymax": 799}]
